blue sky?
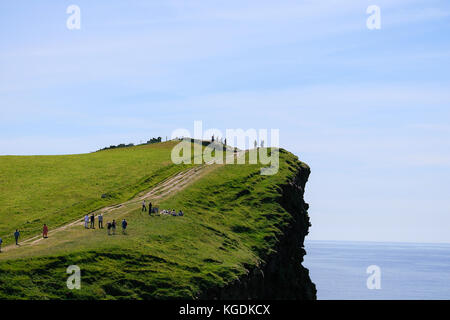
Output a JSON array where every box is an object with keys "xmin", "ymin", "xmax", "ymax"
[{"xmin": 1, "ymin": 0, "xmax": 449, "ymax": 243}]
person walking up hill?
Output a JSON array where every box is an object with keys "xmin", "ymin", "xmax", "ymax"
[
  {"xmin": 90, "ymin": 214, "xmax": 95, "ymax": 229},
  {"xmin": 84, "ymin": 214, "xmax": 89, "ymax": 229},
  {"xmin": 43, "ymin": 224, "xmax": 49, "ymax": 238},
  {"xmin": 14, "ymin": 230, "xmax": 20, "ymax": 245},
  {"xmin": 98, "ymin": 213, "xmax": 103, "ymax": 229},
  {"xmin": 122, "ymin": 219, "xmax": 128, "ymax": 234}
]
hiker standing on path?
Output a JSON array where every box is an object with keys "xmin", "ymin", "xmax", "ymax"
[
  {"xmin": 14, "ymin": 230, "xmax": 20, "ymax": 245},
  {"xmin": 84, "ymin": 214, "xmax": 89, "ymax": 229},
  {"xmin": 90, "ymin": 214, "xmax": 95, "ymax": 229},
  {"xmin": 43, "ymin": 224, "xmax": 48, "ymax": 238},
  {"xmin": 122, "ymin": 219, "xmax": 128, "ymax": 234},
  {"xmin": 142, "ymin": 200, "xmax": 147, "ymax": 212},
  {"xmin": 112, "ymin": 220, "xmax": 116, "ymax": 235},
  {"xmin": 148, "ymin": 202, "xmax": 152, "ymax": 215},
  {"xmin": 98, "ymin": 213, "xmax": 103, "ymax": 229}
]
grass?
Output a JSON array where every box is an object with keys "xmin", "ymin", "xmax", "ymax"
[
  {"xmin": 0, "ymin": 141, "xmax": 194, "ymax": 245},
  {"xmin": 0, "ymin": 143, "xmax": 310, "ymax": 300}
]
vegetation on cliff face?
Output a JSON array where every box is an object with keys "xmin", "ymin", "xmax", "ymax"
[{"xmin": 0, "ymin": 143, "xmax": 315, "ymax": 300}]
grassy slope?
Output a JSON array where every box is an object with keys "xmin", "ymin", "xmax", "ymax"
[
  {"xmin": 0, "ymin": 147, "xmax": 309, "ymax": 300},
  {"xmin": 0, "ymin": 141, "xmax": 193, "ymax": 245}
]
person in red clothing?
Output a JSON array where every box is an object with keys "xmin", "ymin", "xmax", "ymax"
[{"xmin": 43, "ymin": 224, "xmax": 49, "ymax": 238}]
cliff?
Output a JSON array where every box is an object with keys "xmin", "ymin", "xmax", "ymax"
[
  {"xmin": 201, "ymin": 157, "xmax": 317, "ymax": 299},
  {"xmin": 0, "ymin": 147, "xmax": 316, "ymax": 300}
]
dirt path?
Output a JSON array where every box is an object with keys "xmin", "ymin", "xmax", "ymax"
[
  {"xmin": 1, "ymin": 151, "xmax": 243, "ymax": 253},
  {"xmin": 2, "ymin": 165, "xmax": 207, "ymax": 252}
]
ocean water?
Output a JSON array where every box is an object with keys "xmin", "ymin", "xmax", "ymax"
[{"xmin": 303, "ymin": 240, "xmax": 450, "ymax": 300}]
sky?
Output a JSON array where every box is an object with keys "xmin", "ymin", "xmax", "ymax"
[{"xmin": 1, "ymin": 0, "xmax": 449, "ymax": 243}]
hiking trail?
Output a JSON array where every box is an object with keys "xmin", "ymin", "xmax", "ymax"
[{"xmin": 1, "ymin": 151, "xmax": 243, "ymax": 253}]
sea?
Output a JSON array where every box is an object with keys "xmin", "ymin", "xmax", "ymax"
[{"xmin": 303, "ymin": 240, "xmax": 450, "ymax": 300}]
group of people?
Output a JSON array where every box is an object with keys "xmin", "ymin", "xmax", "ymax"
[
  {"xmin": 84, "ymin": 213, "xmax": 128, "ymax": 235},
  {"xmin": 105, "ymin": 219, "xmax": 128, "ymax": 235},
  {"xmin": 141, "ymin": 200, "xmax": 152, "ymax": 213},
  {"xmin": 84, "ymin": 213, "xmax": 104, "ymax": 229},
  {"xmin": 142, "ymin": 200, "xmax": 184, "ymax": 217},
  {"xmin": 160, "ymin": 209, "xmax": 184, "ymax": 216},
  {"xmin": 0, "ymin": 198, "xmax": 184, "ymax": 252}
]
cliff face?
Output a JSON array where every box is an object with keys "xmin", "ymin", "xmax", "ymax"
[{"xmin": 201, "ymin": 162, "xmax": 317, "ymax": 300}]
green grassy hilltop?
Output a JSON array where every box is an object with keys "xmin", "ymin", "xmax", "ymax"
[
  {"xmin": 0, "ymin": 141, "xmax": 192, "ymax": 244},
  {"xmin": 0, "ymin": 141, "xmax": 311, "ymax": 299}
]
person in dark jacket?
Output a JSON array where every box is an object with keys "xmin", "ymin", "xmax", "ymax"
[
  {"xmin": 148, "ymin": 202, "xmax": 152, "ymax": 215},
  {"xmin": 122, "ymin": 219, "xmax": 128, "ymax": 234},
  {"xmin": 0, "ymin": 237, "xmax": 3, "ymax": 252},
  {"xmin": 98, "ymin": 213, "xmax": 103, "ymax": 229},
  {"xmin": 111, "ymin": 220, "xmax": 116, "ymax": 235},
  {"xmin": 14, "ymin": 230, "xmax": 20, "ymax": 245},
  {"xmin": 107, "ymin": 221, "xmax": 112, "ymax": 235},
  {"xmin": 90, "ymin": 214, "xmax": 95, "ymax": 229}
]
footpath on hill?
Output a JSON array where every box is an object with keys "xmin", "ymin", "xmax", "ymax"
[
  {"xmin": 1, "ymin": 150, "xmax": 244, "ymax": 255},
  {"xmin": 1, "ymin": 164, "xmax": 209, "ymax": 253}
]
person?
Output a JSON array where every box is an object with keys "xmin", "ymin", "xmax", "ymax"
[
  {"xmin": 122, "ymin": 219, "xmax": 128, "ymax": 234},
  {"xmin": 178, "ymin": 210, "xmax": 184, "ymax": 216},
  {"xmin": 112, "ymin": 220, "xmax": 116, "ymax": 235},
  {"xmin": 172, "ymin": 209, "xmax": 177, "ymax": 216},
  {"xmin": 107, "ymin": 221, "xmax": 112, "ymax": 235},
  {"xmin": 84, "ymin": 214, "xmax": 89, "ymax": 229},
  {"xmin": 90, "ymin": 214, "xmax": 95, "ymax": 229},
  {"xmin": 0, "ymin": 237, "xmax": 2, "ymax": 252},
  {"xmin": 43, "ymin": 224, "xmax": 49, "ymax": 238},
  {"xmin": 148, "ymin": 202, "xmax": 152, "ymax": 215},
  {"xmin": 142, "ymin": 200, "xmax": 147, "ymax": 212},
  {"xmin": 98, "ymin": 213, "xmax": 103, "ymax": 229},
  {"xmin": 14, "ymin": 229, "xmax": 20, "ymax": 245}
]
